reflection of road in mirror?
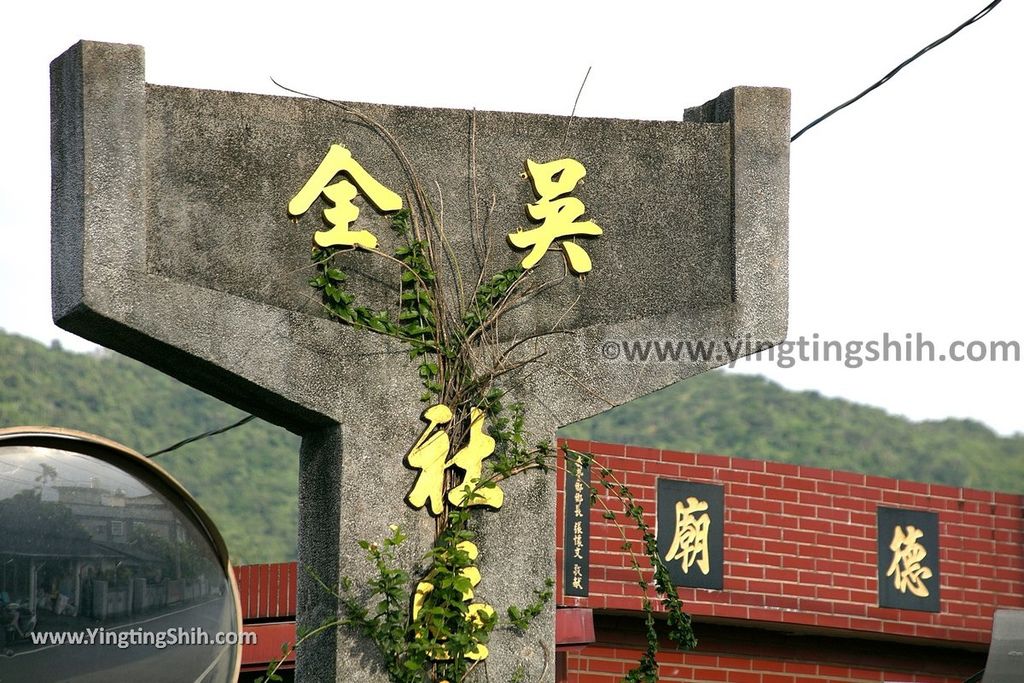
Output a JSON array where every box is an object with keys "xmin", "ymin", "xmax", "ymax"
[
  {"xmin": 0, "ymin": 443, "xmax": 239, "ymax": 681},
  {"xmin": 3, "ymin": 593, "xmax": 238, "ymax": 682}
]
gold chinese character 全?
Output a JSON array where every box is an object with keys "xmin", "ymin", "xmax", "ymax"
[
  {"xmin": 288, "ymin": 144, "xmax": 403, "ymax": 249},
  {"xmin": 664, "ymin": 496, "xmax": 711, "ymax": 575},
  {"xmin": 405, "ymin": 405, "xmax": 503, "ymax": 516},
  {"xmin": 886, "ymin": 525, "xmax": 933, "ymax": 597},
  {"xmin": 412, "ymin": 541, "xmax": 495, "ymax": 661},
  {"xmin": 508, "ymin": 158, "xmax": 603, "ymax": 274}
]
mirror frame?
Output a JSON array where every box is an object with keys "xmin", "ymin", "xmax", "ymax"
[{"xmin": 0, "ymin": 425, "xmax": 243, "ymax": 681}]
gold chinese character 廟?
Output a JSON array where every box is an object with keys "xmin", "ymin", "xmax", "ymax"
[
  {"xmin": 663, "ymin": 496, "xmax": 711, "ymax": 575},
  {"xmin": 412, "ymin": 541, "xmax": 495, "ymax": 661},
  {"xmin": 288, "ymin": 144, "xmax": 403, "ymax": 249},
  {"xmin": 886, "ymin": 524, "xmax": 933, "ymax": 597},
  {"xmin": 508, "ymin": 158, "xmax": 603, "ymax": 274},
  {"xmin": 405, "ymin": 405, "xmax": 503, "ymax": 516}
]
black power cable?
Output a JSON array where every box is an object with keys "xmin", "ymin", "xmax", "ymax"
[
  {"xmin": 792, "ymin": 0, "xmax": 1002, "ymax": 142},
  {"xmin": 146, "ymin": 415, "xmax": 256, "ymax": 458}
]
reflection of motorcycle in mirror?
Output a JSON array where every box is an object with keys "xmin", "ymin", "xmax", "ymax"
[{"xmin": 2, "ymin": 602, "xmax": 38, "ymax": 649}]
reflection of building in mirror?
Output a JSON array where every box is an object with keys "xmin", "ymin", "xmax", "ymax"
[
  {"xmin": 3, "ymin": 467, "xmax": 220, "ymax": 623},
  {"xmin": 0, "ymin": 428, "xmax": 240, "ymax": 680},
  {"xmin": 1, "ymin": 446, "xmax": 231, "ymax": 668}
]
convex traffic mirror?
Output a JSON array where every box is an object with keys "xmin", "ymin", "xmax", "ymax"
[{"xmin": 0, "ymin": 427, "xmax": 241, "ymax": 682}]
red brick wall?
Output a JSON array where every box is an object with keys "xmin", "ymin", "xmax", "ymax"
[
  {"xmin": 555, "ymin": 439, "xmax": 1024, "ymax": 646},
  {"xmin": 564, "ymin": 647, "xmax": 962, "ymax": 683}
]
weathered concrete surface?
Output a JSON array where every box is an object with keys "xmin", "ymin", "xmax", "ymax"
[{"xmin": 51, "ymin": 40, "xmax": 789, "ymax": 682}]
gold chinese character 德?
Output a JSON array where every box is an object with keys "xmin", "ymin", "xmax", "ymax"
[
  {"xmin": 405, "ymin": 405, "xmax": 503, "ymax": 516},
  {"xmin": 508, "ymin": 158, "xmax": 603, "ymax": 274},
  {"xmin": 412, "ymin": 541, "xmax": 495, "ymax": 661},
  {"xmin": 886, "ymin": 524, "xmax": 933, "ymax": 597},
  {"xmin": 288, "ymin": 144, "xmax": 403, "ymax": 249},
  {"xmin": 664, "ymin": 496, "xmax": 711, "ymax": 575}
]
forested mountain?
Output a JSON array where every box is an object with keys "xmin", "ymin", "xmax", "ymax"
[
  {"xmin": 562, "ymin": 373, "xmax": 1024, "ymax": 492},
  {"xmin": 0, "ymin": 331, "xmax": 299, "ymax": 564},
  {"xmin": 2, "ymin": 330, "xmax": 1021, "ymax": 563}
]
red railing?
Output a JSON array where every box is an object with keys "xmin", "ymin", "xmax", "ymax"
[
  {"xmin": 235, "ymin": 561, "xmax": 297, "ymax": 622},
  {"xmin": 233, "ymin": 562, "xmax": 297, "ymax": 673}
]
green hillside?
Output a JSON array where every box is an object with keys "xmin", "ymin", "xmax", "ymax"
[
  {"xmin": 0, "ymin": 331, "xmax": 299, "ymax": 564},
  {"xmin": 563, "ymin": 373, "xmax": 1024, "ymax": 492},
  {"xmin": 2, "ymin": 330, "xmax": 1021, "ymax": 564}
]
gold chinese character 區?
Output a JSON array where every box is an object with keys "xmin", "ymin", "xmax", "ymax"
[
  {"xmin": 886, "ymin": 524, "xmax": 933, "ymax": 597},
  {"xmin": 288, "ymin": 144, "xmax": 402, "ymax": 250},
  {"xmin": 663, "ymin": 496, "xmax": 711, "ymax": 575},
  {"xmin": 412, "ymin": 541, "xmax": 495, "ymax": 661},
  {"xmin": 405, "ymin": 405, "xmax": 503, "ymax": 516},
  {"xmin": 508, "ymin": 158, "xmax": 603, "ymax": 274}
]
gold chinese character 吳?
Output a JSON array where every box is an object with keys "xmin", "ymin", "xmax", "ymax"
[
  {"xmin": 664, "ymin": 496, "xmax": 711, "ymax": 575},
  {"xmin": 412, "ymin": 541, "xmax": 495, "ymax": 661},
  {"xmin": 508, "ymin": 158, "xmax": 603, "ymax": 274},
  {"xmin": 886, "ymin": 525, "xmax": 933, "ymax": 597},
  {"xmin": 405, "ymin": 405, "xmax": 503, "ymax": 516},
  {"xmin": 288, "ymin": 144, "xmax": 403, "ymax": 249}
]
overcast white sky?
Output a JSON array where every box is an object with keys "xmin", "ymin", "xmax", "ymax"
[{"xmin": 1, "ymin": 1, "xmax": 1021, "ymax": 435}]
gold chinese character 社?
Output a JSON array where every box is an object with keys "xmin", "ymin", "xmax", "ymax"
[
  {"xmin": 405, "ymin": 405, "xmax": 503, "ymax": 516},
  {"xmin": 886, "ymin": 524, "xmax": 933, "ymax": 597},
  {"xmin": 508, "ymin": 158, "xmax": 603, "ymax": 274},
  {"xmin": 664, "ymin": 496, "xmax": 711, "ymax": 575},
  {"xmin": 288, "ymin": 144, "xmax": 403, "ymax": 249}
]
